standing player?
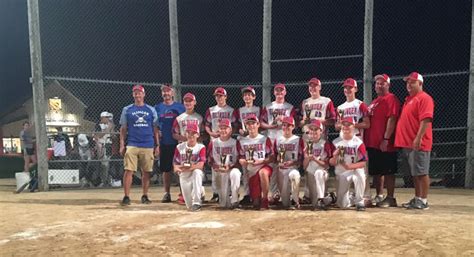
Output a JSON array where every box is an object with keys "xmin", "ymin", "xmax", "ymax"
[
  {"xmin": 119, "ymin": 84, "xmax": 160, "ymax": 206},
  {"xmin": 237, "ymin": 114, "xmax": 274, "ymax": 210},
  {"xmin": 20, "ymin": 121, "xmax": 36, "ymax": 174},
  {"xmin": 155, "ymin": 84, "xmax": 185, "ymax": 203},
  {"xmin": 274, "ymin": 116, "xmax": 304, "ymax": 210},
  {"xmin": 364, "ymin": 74, "xmax": 401, "ymax": 207},
  {"xmin": 205, "ymin": 87, "xmax": 236, "ymax": 203},
  {"xmin": 261, "ymin": 83, "xmax": 296, "ymax": 203},
  {"xmin": 173, "ymin": 123, "xmax": 206, "ymax": 212},
  {"xmin": 299, "ymin": 77, "xmax": 336, "ymax": 138},
  {"xmin": 395, "ymin": 72, "xmax": 434, "ymax": 210},
  {"xmin": 234, "ymin": 86, "xmax": 261, "ymax": 204},
  {"xmin": 303, "ymin": 120, "xmax": 334, "ymax": 210},
  {"xmin": 329, "ymin": 117, "xmax": 368, "ymax": 211},
  {"xmin": 208, "ymin": 119, "xmax": 241, "ymax": 209},
  {"xmin": 173, "ymin": 93, "xmax": 204, "ymax": 143}
]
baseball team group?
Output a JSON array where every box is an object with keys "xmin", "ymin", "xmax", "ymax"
[{"xmin": 118, "ymin": 71, "xmax": 434, "ymax": 212}]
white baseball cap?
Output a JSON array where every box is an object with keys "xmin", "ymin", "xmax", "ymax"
[{"xmin": 100, "ymin": 111, "xmax": 112, "ymax": 118}]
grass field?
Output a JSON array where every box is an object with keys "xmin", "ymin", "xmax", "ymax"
[{"xmin": 0, "ymin": 179, "xmax": 473, "ymax": 256}]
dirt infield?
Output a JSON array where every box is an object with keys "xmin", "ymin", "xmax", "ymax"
[{"xmin": 0, "ymin": 179, "xmax": 473, "ymax": 256}]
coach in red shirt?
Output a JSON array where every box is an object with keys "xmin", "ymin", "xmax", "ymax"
[
  {"xmin": 395, "ymin": 72, "xmax": 434, "ymax": 210},
  {"xmin": 365, "ymin": 74, "xmax": 401, "ymax": 208}
]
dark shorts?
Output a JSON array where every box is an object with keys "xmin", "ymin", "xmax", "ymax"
[
  {"xmin": 400, "ymin": 148, "xmax": 430, "ymax": 176},
  {"xmin": 367, "ymin": 148, "xmax": 398, "ymax": 176},
  {"xmin": 160, "ymin": 144, "xmax": 177, "ymax": 172},
  {"xmin": 23, "ymin": 148, "xmax": 35, "ymax": 156}
]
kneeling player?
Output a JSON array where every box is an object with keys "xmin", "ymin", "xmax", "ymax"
[
  {"xmin": 329, "ymin": 117, "xmax": 368, "ymax": 211},
  {"xmin": 208, "ymin": 119, "xmax": 241, "ymax": 209},
  {"xmin": 303, "ymin": 120, "xmax": 334, "ymax": 210},
  {"xmin": 275, "ymin": 116, "xmax": 303, "ymax": 210},
  {"xmin": 173, "ymin": 124, "xmax": 206, "ymax": 212},
  {"xmin": 237, "ymin": 114, "xmax": 274, "ymax": 210}
]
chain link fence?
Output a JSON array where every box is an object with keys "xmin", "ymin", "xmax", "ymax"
[{"xmin": 20, "ymin": 0, "xmax": 472, "ymax": 189}]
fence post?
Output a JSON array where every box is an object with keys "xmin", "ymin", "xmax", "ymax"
[
  {"xmin": 465, "ymin": 0, "xmax": 474, "ymax": 189},
  {"xmin": 27, "ymin": 0, "xmax": 49, "ymax": 191},
  {"xmin": 363, "ymin": 0, "xmax": 374, "ymax": 103},
  {"xmin": 262, "ymin": 0, "xmax": 272, "ymax": 106},
  {"xmin": 169, "ymin": 0, "xmax": 182, "ymax": 102}
]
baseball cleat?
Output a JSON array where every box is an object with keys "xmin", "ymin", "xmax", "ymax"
[
  {"xmin": 141, "ymin": 195, "xmax": 152, "ymax": 204},
  {"xmin": 161, "ymin": 193, "xmax": 171, "ymax": 203},
  {"xmin": 120, "ymin": 196, "xmax": 131, "ymax": 206}
]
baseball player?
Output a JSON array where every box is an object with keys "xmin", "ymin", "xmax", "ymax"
[
  {"xmin": 237, "ymin": 114, "xmax": 274, "ymax": 210},
  {"xmin": 173, "ymin": 93, "xmax": 204, "ymax": 143},
  {"xmin": 234, "ymin": 86, "xmax": 262, "ymax": 205},
  {"xmin": 173, "ymin": 123, "xmax": 206, "ymax": 212},
  {"xmin": 303, "ymin": 120, "xmax": 334, "ymax": 210},
  {"xmin": 274, "ymin": 116, "xmax": 304, "ymax": 210},
  {"xmin": 260, "ymin": 83, "xmax": 296, "ymax": 204},
  {"xmin": 299, "ymin": 77, "xmax": 336, "ymax": 204},
  {"xmin": 205, "ymin": 87, "xmax": 236, "ymax": 203},
  {"xmin": 208, "ymin": 119, "xmax": 241, "ymax": 209},
  {"xmin": 329, "ymin": 117, "xmax": 368, "ymax": 211}
]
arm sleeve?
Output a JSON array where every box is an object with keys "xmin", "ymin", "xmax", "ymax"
[
  {"xmin": 359, "ymin": 102, "xmax": 369, "ymax": 118},
  {"xmin": 198, "ymin": 147, "xmax": 207, "ymax": 163},
  {"xmin": 173, "ymin": 148, "xmax": 181, "ymax": 165},
  {"xmin": 326, "ymin": 101, "xmax": 336, "ymax": 120},
  {"xmin": 358, "ymin": 143, "xmax": 368, "ymax": 162},
  {"xmin": 419, "ymin": 95, "xmax": 434, "ymax": 121},
  {"xmin": 119, "ymin": 106, "xmax": 128, "ymax": 126}
]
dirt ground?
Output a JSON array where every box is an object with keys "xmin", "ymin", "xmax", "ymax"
[{"xmin": 0, "ymin": 179, "xmax": 473, "ymax": 256}]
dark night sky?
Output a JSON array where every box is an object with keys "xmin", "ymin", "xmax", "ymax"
[{"xmin": 0, "ymin": 0, "xmax": 471, "ymax": 127}]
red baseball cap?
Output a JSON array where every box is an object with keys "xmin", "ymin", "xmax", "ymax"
[
  {"xmin": 340, "ymin": 117, "xmax": 355, "ymax": 125},
  {"xmin": 281, "ymin": 116, "xmax": 295, "ymax": 126},
  {"xmin": 244, "ymin": 114, "xmax": 259, "ymax": 123},
  {"xmin": 214, "ymin": 87, "xmax": 227, "ymax": 96},
  {"xmin": 241, "ymin": 86, "xmax": 256, "ymax": 95},
  {"xmin": 374, "ymin": 74, "xmax": 391, "ymax": 84},
  {"xmin": 185, "ymin": 123, "xmax": 200, "ymax": 134},
  {"xmin": 308, "ymin": 119, "xmax": 323, "ymax": 130},
  {"xmin": 343, "ymin": 78, "xmax": 357, "ymax": 88},
  {"xmin": 132, "ymin": 84, "xmax": 145, "ymax": 93},
  {"xmin": 161, "ymin": 84, "xmax": 173, "ymax": 91},
  {"xmin": 308, "ymin": 77, "xmax": 321, "ymax": 86},
  {"xmin": 274, "ymin": 83, "xmax": 286, "ymax": 90},
  {"xmin": 183, "ymin": 93, "xmax": 196, "ymax": 101},
  {"xmin": 403, "ymin": 72, "xmax": 424, "ymax": 83},
  {"xmin": 218, "ymin": 118, "xmax": 231, "ymax": 128}
]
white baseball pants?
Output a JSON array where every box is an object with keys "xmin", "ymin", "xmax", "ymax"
[
  {"xmin": 306, "ymin": 168, "xmax": 328, "ymax": 206},
  {"xmin": 215, "ymin": 168, "xmax": 241, "ymax": 208},
  {"xmin": 179, "ymin": 169, "xmax": 203, "ymax": 209},
  {"xmin": 335, "ymin": 168, "xmax": 366, "ymax": 208},
  {"xmin": 277, "ymin": 168, "xmax": 301, "ymax": 208}
]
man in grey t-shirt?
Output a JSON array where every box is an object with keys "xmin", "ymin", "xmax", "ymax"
[{"xmin": 20, "ymin": 121, "xmax": 36, "ymax": 173}]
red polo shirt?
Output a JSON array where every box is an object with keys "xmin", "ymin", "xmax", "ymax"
[
  {"xmin": 395, "ymin": 91, "xmax": 434, "ymax": 151},
  {"xmin": 364, "ymin": 93, "xmax": 401, "ymax": 151}
]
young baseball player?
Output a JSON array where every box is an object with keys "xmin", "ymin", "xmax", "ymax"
[
  {"xmin": 329, "ymin": 117, "xmax": 368, "ymax": 211},
  {"xmin": 274, "ymin": 116, "xmax": 304, "ymax": 210},
  {"xmin": 173, "ymin": 93, "xmax": 204, "ymax": 143},
  {"xmin": 173, "ymin": 123, "xmax": 206, "ymax": 212},
  {"xmin": 208, "ymin": 119, "xmax": 241, "ymax": 209},
  {"xmin": 234, "ymin": 86, "xmax": 261, "ymax": 205},
  {"xmin": 237, "ymin": 114, "xmax": 274, "ymax": 210},
  {"xmin": 303, "ymin": 120, "xmax": 334, "ymax": 210},
  {"xmin": 205, "ymin": 87, "xmax": 236, "ymax": 203},
  {"xmin": 260, "ymin": 83, "xmax": 296, "ymax": 204}
]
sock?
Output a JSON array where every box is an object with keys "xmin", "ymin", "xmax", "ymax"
[
  {"xmin": 377, "ymin": 194, "xmax": 383, "ymax": 199},
  {"xmin": 420, "ymin": 198, "xmax": 427, "ymax": 204}
]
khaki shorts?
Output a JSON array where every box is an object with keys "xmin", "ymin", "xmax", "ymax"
[{"xmin": 124, "ymin": 146, "xmax": 155, "ymax": 172}]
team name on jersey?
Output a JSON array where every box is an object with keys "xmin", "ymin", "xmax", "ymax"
[
  {"xmin": 342, "ymin": 107, "xmax": 358, "ymax": 116},
  {"xmin": 243, "ymin": 144, "xmax": 264, "ymax": 151},
  {"xmin": 211, "ymin": 112, "xmax": 232, "ymax": 119},
  {"xmin": 280, "ymin": 143, "xmax": 296, "ymax": 151},
  {"xmin": 307, "ymin": 103, "xmax": 324, "ymax": 110},
  {"xmin": 215, "ymin": 146, "xmax": 234, "ymax": 155},
  {"xmin": 181, "ymin": 119, "xmax": 199, "ymax": 127},
  {"xmin": 241, "ymin": 112, "xmax": 257, "ymax": 119},
  {"xmin": 270, "ymin": 109, "xmax": 288, "ymax": 115},
  {"xmin": 340, "ymin": 146, "xmax": 356, "ymax": 155}
]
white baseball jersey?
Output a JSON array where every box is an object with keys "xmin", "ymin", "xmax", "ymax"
[
  {"xmin": 235, "ymin": 106, "xmax": 261, "ymax": 131},
  {"xmin": 205, "ymin": 105, "xmax": 236, "ymax": 132},
  {"xmin": 274, "ymin": 135, "xmax": 304, "ymax": 171},
  {"xmin": 207, "ymin": 137, "xmax": 238, "ymax": 167},
  {"xmin": 173, "ymin": 142, "xmax": 207, "ymax": 165},
  {"xmin": 261, "ymin": 101, "xmax": 296, "ymax": 139},
  {"xmin": 337, "ymin": 99, "xmax": 369, "ymax": 139},
  {"xmin": 332, "ymin": 136, "xmax": 368, "ymax": 172},
  {"xmin": 300, "ymin": 96, "xmax": 336, "ymax": 134},
  {"xmin": 305, "ymin": 138, "xmax": 333, "ymax": 171},
  {"xmin": 237, "ymin": 134, "xmax": 273, "ymax": 177},
  {"xmin": 173, "ymin": 112, "xmax": 204, "ymax": 138}
]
